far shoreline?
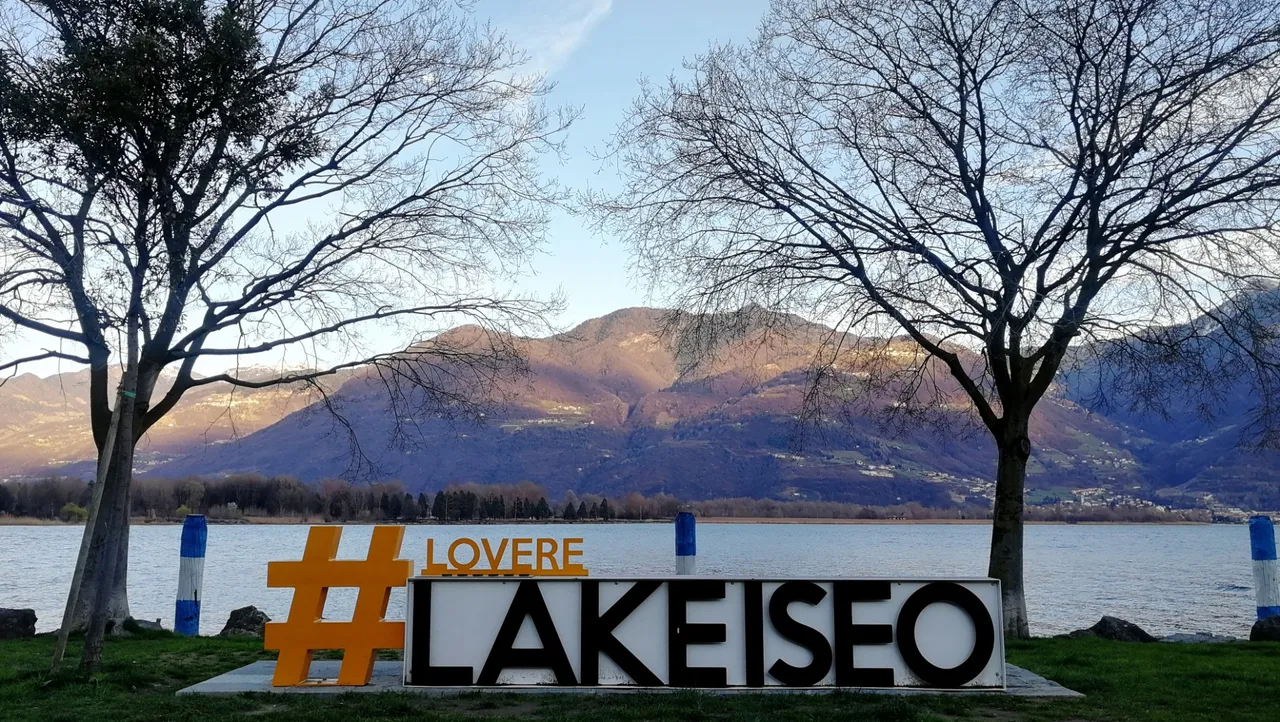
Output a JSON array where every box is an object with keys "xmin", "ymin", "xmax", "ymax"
[
  {"xmin": 698, "ymin": 516, "xmax": 1216, "ymax": 526},
  {"xmin": 0, "ymin": 515, "xmax": 1225, "ymax": 527}
]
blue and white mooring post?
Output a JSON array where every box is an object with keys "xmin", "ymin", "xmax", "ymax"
[
  {"xmin": 675, "ymin": 511, "xmax": 696, "ymax": 575},
  {"xmin": 1250, "ymin": 515, "xmax": 1279, "ymax": 620},
  {"xmin": 175, "ymin": 514, "xmax": 208, "ymax": 635}
]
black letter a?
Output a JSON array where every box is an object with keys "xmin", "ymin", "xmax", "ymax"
[{"xmin": 477, "ymin": 581, "xmax": 577, "ymax": 685}]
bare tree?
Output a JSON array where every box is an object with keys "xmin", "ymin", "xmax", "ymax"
[
  {"xmin": 0, "ymin": 0, "xmax": 569, "ymax": 669},
  {"xmin": 593, "ymin": 0, "xmax": 1280, "ymax": 637}
]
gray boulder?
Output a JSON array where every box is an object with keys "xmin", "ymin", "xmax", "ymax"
[
  {"xmin": 0, "ymin": 608, "xmax": 36, "ymax": 639},
  {"xmin": 1060, "ymin": 616, "xmax": 1158, "ymax": 643},
  {"xmin": 1250, "ymin": 616, "xmax": 1280, "ymax": 642},
  {"xmin": 219, "ymin": 606, "xmax": 271, "ymax": 637}
]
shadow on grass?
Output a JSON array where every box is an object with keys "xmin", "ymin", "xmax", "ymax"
[{"xmin": 2, "ymin": 634, "xmax": 1279, "ymax": 721}]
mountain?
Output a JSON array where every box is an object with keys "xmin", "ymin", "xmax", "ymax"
[
  {"xmin": 3, "ymin": 306, "xmax": 1276, "ymax": 508},
  {"xmin": 1060, "ymin": 286, "xmax": 1280, "ymax": 511},
  {"xmin": 0, "ymin": 366, "xmax": 336, "ymax": 478}
]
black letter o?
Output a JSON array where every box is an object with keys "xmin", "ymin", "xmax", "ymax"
[{"xmin": 895, "ymin": 582, "xmax": 995, "ymax": 688}]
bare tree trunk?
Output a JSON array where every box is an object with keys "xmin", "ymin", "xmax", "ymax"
[
  {"xmin": 80, "ymin": 321, "xmax": 140, "ymax": 672},
  {"xmin": 80, "ymin": 410, "xmax": 137, "ymax": 669},
  {"xmin": 988, "ymin": 420, "xmax": 1031, "ymax": 639},
  {"xmin": 67, "ymin": 455, "xmax": 133, "ymax": 630},
  {"xmin": 113, "ymin": 504, "xmax": 131, "ymax": 619},
  {"xmin": 50, "ymin": 381, "xmax": 123, "ymax": 670}
]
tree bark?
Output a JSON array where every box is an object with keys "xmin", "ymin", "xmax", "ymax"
[
  {"xmin": 988, "ymin": 420, "xmax": 1031, "ymax": 639},
  {"xmin": 80, "ymin": 321, "xmax": 140, "ymax": 672},
  {"xmin": 79, "ymin": 429, "xmax": 136, "ymax": 670},
  {"xmin": 67, "ymin": 453, "xmax": 133, "ymax": 631},
  {"xmin": 50, "ymin": 369, "xmax": 124, "ymax": 670}
]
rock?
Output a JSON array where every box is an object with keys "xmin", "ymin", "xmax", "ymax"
[
  {"xmin": 113, "ymin": 617, "xmax": 167, "ymax": 635},
  {"xmin": 1250, "ymin": 616, "xmax": 1280, "ymax": 642},
  {"xmin": 1162, "ymin": 632, "xmax": 1239, "ymax": 644},
  {"xmin": 219, "ymin": 605, "xmax": 271, "ymax": 637},
  {"xmin": 1061, "ymin": 616, "xmax": 1158, "ymax": 643},
  {"xmin": 0, "ymin": 608, "xmax": 36, "ymax": 639}
]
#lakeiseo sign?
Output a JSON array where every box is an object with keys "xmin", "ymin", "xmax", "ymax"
[{"xmin": 404, "ymin": 577, "xmax": 1005, "ymax": 690}]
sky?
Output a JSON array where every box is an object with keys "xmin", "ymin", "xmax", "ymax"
[
  {"xmin": 1, "ymin": 0, "xmax": 773, "ymax": 378},
  {"xmin": 479, "ymin": 0, "xmax": 770, "ymax": 323}
]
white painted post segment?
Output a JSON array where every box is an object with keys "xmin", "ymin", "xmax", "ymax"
[
  {"xmin": 177, "ymin": 556, "xmax": 206, "ymax": 601},
  {"xmin": 1251, "ymin": 515, "xmax": 1280, "ymax": 620},
  {"xmin": 175, "ymin": 514, "xmax": 208, "ymax": 635}
]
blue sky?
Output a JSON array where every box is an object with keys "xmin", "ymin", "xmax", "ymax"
[
  {"xmin": 480, "ymin": 0, "xmax": 770, "ymax": 324},
  {"xmin": 1, "ymin": 0, "xmax": 772, "ymax": 377}
]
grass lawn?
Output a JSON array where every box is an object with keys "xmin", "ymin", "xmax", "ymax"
[{"xmin": 2, "ymin": 632, "xmax": 1278, "ymax": 721}]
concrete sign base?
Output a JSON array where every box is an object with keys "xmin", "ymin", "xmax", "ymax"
[{"xmin": 178, "ymin": 661, "xmax": 1082, "ymax": 698}]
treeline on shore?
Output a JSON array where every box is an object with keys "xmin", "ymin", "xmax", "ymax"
[
  {"xmin": 0, "ymin": 474, "xmax": 1211, "ymax": 524},
  {"xmin": 0, "ymin": 475, "xmax": 628, "ymax": 523}
]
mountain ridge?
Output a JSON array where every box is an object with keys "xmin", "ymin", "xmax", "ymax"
[{"xmin": 3, "ymin": 306, "xmax": 1277, "ymax": 510}]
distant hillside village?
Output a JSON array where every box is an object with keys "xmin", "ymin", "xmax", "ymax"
[
  {"xmin": 0, "ymin": 474, "xmax": 1225, "ymax": 524},
  {"xmin": 6, "ymin": 307, "xmax": 1280, "ymax": 519}
]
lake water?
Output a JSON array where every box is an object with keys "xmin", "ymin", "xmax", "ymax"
[{"xmin": 0, "ymin": 522, "xmax": 1261, "ymax": 638}]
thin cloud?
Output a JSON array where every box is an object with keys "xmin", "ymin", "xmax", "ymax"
[{"xmin": 519, "ymin": 0, "xmax": 613, "ymax": 75}]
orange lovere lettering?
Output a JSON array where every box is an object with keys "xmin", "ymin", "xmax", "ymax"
[
  {"xmin": 424, "ymin": 538, "xmax": 449, "ymax": 575},
  {"xmin": 511, "ymin": 538, "xmax": 533, "ymax": 572},
  {"xmin": 536, "ymin": 538, "xmax": 559, "ymax": 571},
  {"xmin": 447, "ymin": 538, "xmax": 479, "ymax": 571},
  {"xmin": 420, "ymin": 536, "xmax": 589, "ymax": 576},
  {"xmin": 482, "ymin": 538, "xmax": 508, "ymax": 569},
  {"xmin": 562, "ymin": 538, "xmax": 585, "ymax": 573}
]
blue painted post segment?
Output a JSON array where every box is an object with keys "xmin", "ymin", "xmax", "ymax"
[
  {"xmin": 175, "ymin": 514, "xmax": 208, "ymax": 635},
  {"xmin": 675, "ymin": 511, "xmax": 696, "ymax": 575},
  {"xmin": 1250, "ymin": 515, "xmax": 1279, "ymax": 620}
]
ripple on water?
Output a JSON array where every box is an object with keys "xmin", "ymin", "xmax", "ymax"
[{"xmin": 0, "ymin": 522, "xmax": 1258, "ymax": 637}]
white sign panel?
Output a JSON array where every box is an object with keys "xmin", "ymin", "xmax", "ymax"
[{"xmin": 405, "ymin": 577, "xmax": 1004, "ymax": 689}]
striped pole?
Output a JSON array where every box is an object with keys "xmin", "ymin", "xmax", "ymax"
[
  {"xmin": 675, "ymin": 511, "xmax": 696, "ymax": 575},
  {"xmin": 1250, "ymin": 515, "xmax": 1279, "ymax": 621},
  {"xmin": 175, "ymin": 514, "xmax": 208, "ymax": 635}
]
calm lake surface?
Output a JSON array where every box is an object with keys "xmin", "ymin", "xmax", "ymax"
[{"xmin": 0, "ymin": 522, "xmax": 1260, "ymax": 637}]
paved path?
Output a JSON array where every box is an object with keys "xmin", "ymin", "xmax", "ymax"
[{"xmin": 179, "ymin": 661, "xmax": 1082, "ymax": 698}]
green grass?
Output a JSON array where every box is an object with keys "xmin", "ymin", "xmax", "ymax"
[{"xmin": 2, "ymin": 633, "xmax": 1278, "ymax": 721}]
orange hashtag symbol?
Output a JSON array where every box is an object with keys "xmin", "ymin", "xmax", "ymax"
[{"xmin": 264, "ymin": 525, "xmax": 412, "ymax": 686}]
